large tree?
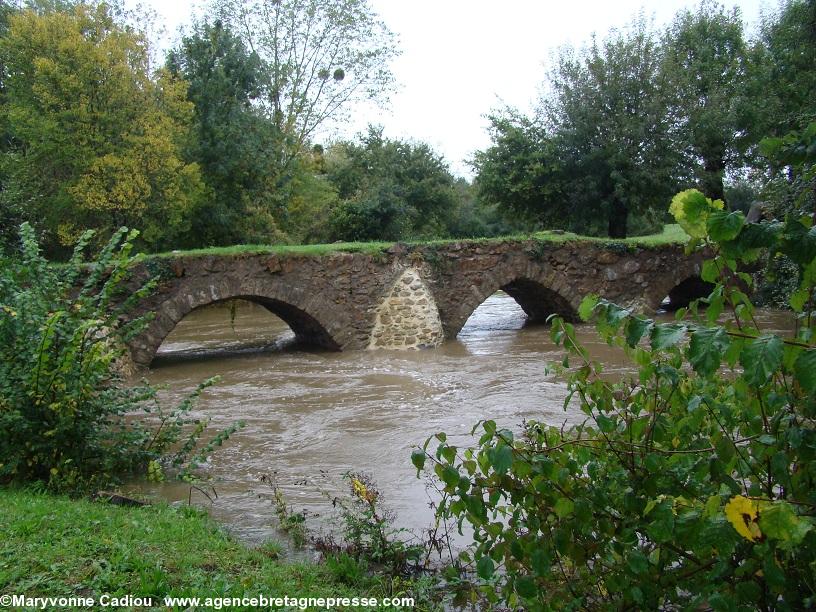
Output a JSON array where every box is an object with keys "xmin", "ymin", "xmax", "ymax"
[
  {"xmin": 211, "ymin": 0, "xmax": 398, "ymax": 178},
  {"xmin": 325, "ymin": 126, "xmax": 458, "ymax": 241},
  {"xmin": 748, "ymin": 0, "xmax": 816, "ymax": 145},
  {"xmin": 662, "ymin": 1, "xmax": 748, "ymax": 202},
  {"xmin": 472, "ymin": 110, "xmax": 567, "ymax": 231},
  {"xmin": 540, "ymin": 17, "xmax": 681, "ymax": 237},
  {"xmin": 167, "ymin": 19, "xmax": 282, "ymax": 246},
  {"xmin": 0, "ymin": 2, "xmax": 204, "ymax": 255}
]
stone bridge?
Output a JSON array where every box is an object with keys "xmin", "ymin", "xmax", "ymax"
[{"xmin": 125, "ymin": 239, "xmax": 708, "ymax": 368}]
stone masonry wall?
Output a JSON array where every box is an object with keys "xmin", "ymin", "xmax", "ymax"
[
  {"xmin": 368, "ymin": 268, "xmax": 444, "ymax": 349},
  {"xmin": 124, "ymin": 240, "xmax": 708, "ymax": 368}
]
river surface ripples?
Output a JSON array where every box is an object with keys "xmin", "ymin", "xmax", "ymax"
[{"xmin": 130, "ymin": 293, "xmax": 793, "ymax": 549}]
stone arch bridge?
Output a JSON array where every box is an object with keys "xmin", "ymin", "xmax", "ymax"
[{"xmin": 125, "ymin": 239, "xmax": 708, "ymax": 368}]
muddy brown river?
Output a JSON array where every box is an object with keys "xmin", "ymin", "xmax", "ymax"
[{"xmin": 129, "ymin": 293, "xmax": 792, "ymax": 550}]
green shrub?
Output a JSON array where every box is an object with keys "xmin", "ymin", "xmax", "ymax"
[
  {"xmin": 415, "ymin": 190, "xmax": 816, "ymax": 609},
  {"xmin": 0, "ymin": 224, "xmax": 238, "ymax": 491}
]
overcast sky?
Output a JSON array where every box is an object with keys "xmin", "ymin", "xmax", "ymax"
[{"xmin": 130, "ymin": 0, "xmax": 771, "ymax": 177}]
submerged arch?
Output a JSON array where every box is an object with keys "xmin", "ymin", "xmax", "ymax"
[
  {"xmin": 129, "ymin": 283, "xmax": 343, "ymax": 368},
  {"xmin": 452, "ymin": 275, "xmax": 581, "ymax": 338},
  {"xmin": 661, "ymin": 276, "xmax": 714, "ymax": 310}
]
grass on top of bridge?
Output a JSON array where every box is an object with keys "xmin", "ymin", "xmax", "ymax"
[{"xmin": 147, "ymin": 224, "xmax": 689, "ymax": 260}]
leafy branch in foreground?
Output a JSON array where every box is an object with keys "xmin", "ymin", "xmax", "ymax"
[
  {"xmin": 414, "ymin": 189, "xmax": 816, "ymax": 609},
  {"xmin": 0, "ymin": 223, "xmax": 241, "ymax": 492}
]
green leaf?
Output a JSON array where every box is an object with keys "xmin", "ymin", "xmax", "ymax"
[
  {"xmin": 707, "ymin": 210, "xmax": 745, "ymax": 242},
  {"xmin": 578, "ymin": 294, "xmax": 599, "ymax": 322},
  {"xmin": 701, "ymin": 259, "xmax": 721, "ymax": 283},
  {"xmin": 759, "ymin": 502, "xmax": 813, "ymax": 546},
  {"xmin": 688, "ymin": 327, "xmax": 729, "ymax": 376},
  {"xmin": 650, "ymin": 323, "xmax": 687, "ymax": 350},
  {"xmin": 515, "ymin": 575, "xmax": 538, "ymax": 599},
  {"xmin": 554, "ymin": 497, "xmax": 575, "ymax": 518},
  {"xmin": 491, "ymin": 444, "xmax": 513, "ymax": 475},
  {"xmin": 410, "ymin": 449, "xmax": 425, "ymax": 473},
  {"xmin": 789, "ymin": 288, "xmax": 809, "ymax": 313},
  {"xmin": 476, "ymin": 555, "xmax": 495, "ymax": 579},
  {"xmin": 627, "ymin": 550, "xmax": 649, "ymax": 575},
  {"xmin": 740, "ymin": 335, "xmax": 783, "ymax": 387},
  {"xmin": 795, "ymin": 350, "xmax": 816, "ymax": 394},
  {"xmin": 625, "ymin": 316, "xmax": 652, "ymax": 348}
]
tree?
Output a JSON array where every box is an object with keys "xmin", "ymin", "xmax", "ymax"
[
  {"xmin": 0, "ymin": 3, "xmax": 204, "ymax": 255},
  {"xmin": 472, "ymin": 110, "xmax": 567, "ymax": 231},
  {"xmin": 211, "ymin": 0, "xmax": 398, "ymax": 178},
  {"xmin": 325, "ymin": 126, "xmax": 458, "ymax": 241},
  {"xmin": 749, "ymin": 0, "xmax": 816, "ymax": 143},
  {"xmin": 167, "ymin": 19, "xmax": 282, "ymax": 246},
  {"xmin": 540, "ymin": 17, "xmax": 682, "ymax": 238},
  {"xmin": 662, "ymin": 1, "xmax": 748, "ymax": 202}
]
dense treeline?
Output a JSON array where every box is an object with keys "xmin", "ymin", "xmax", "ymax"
[
  {"xmin": 475, "ymin": 0, "xmax": 816, "ymax": 238},
  {"xmin": 0, "ymin": 0, "xmax": 813, "ymax": 256}
]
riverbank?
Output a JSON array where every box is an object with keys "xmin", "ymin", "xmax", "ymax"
[{"xmin": 0, "ymin": 489, "xmax": 427, "ymax": 610}]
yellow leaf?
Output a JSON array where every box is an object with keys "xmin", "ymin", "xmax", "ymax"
[{"xmin": 725, "ymin": 495, "xmax": 762, "ymax": 542}]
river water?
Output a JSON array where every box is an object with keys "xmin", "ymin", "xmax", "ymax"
[{"xmin": 131, "ymin": 293, "xmax": 792, "ymax": 549}]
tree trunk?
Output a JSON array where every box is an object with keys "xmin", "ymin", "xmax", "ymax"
[
  {"xmin": 608, "ymin": 198, "xmax": 628, "ymax": 238},
  {"xmin": 701, "ymin": 155, "xmax": 726, "ymax": 202}
]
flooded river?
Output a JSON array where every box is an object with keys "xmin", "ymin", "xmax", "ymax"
[{"xmin": 131, "ymin": 293, "xmax": 792, "ymax": 549}]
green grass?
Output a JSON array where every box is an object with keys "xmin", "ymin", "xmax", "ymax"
[
  {"xmin": 147, "ymin": 225, "xmax": 688, "ymax": 260},
  {"xmin": 0, "ymin": 489, "xmax": 426, "ymax": 609}
]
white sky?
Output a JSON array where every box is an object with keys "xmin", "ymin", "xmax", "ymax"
[{"xmin": 131, "ymin": 0, "xmax": 771, "ymax": 177}]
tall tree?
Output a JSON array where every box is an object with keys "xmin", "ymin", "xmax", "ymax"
[
  {"xmin": 472, "ymin": 110, "xmax": 567, "ymax": 231},
  {"xmin": 325, "ymin": 126, "xmax": 458, "ymax": 241},
  {"xmin": 167, "ymin": 19, "xmax": 282, "ymax": 246},
  {"xmin": 662, "ymin": 1, "xmax": 748, "ymax": 202},
  {"xmin": 749, "ymin": 0, "xmax": 816, "ymax": 143},
  {"xmin": 541, "ymin": 17, "xmax": 681, "ymax": 237},
  {"xmin": 211, "ymin": 0, "xmax": 398, "ymax": 179},
  {"xmin": 0, "ymin": 2, "xmax": 204, "ymax": 255}
]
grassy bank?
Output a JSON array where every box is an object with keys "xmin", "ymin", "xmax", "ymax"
[
  {"xmin": 148, "ymin": 224, "xmax": 689, "ymax": 260},
  {"xmin": 0, "ymin": 489, "xmax": 424, "ymax": 610}
]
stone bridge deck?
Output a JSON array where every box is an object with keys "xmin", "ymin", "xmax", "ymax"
[{"xmin": 125, "ymin": 239, "xmax": 707, "ymax": 368}]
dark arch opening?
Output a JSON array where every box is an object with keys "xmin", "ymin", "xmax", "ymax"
[
  {"xmin": 501, "ymin": 278, "xmax": 579, "ymax": 323},
  {"xmin": 457, "ymin": 279, "xmax": 578, "ymax": 338},
  {"xmin": 662, "ymin": 276, "xmax": 714, "ymax": 311},
  {"xmin": 151, "ymin": 296, "xmax": 339, "ymax": 366}
]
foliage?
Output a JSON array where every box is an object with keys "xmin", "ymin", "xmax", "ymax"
[
  {"xmin": 748, "ymin": 0, "xmax": 816, "ymax": 144},
  {"xmin": 326, "ymin": 126, "xmax": 459, "ymax": 241},
  {"xmin": 211, "ymin": 0, "xmax": 398, "ymax": 178},
  {"xmin": 0, "ymin": 2, "xmax": 205, "ymax": 256},
  {"xmin": 537, "ymin": 16, "xmax": 682, "ymax": 238},
  {"xmin": 471, "ymin": 110, "xmax": 567, "ymax": 231},
  {"xmin": 166, "ymin": 19, "xmax": 283, "ymax": 247},
  {"xmin": 662, "ymin": 0, "xmax": 749, "ymax": 202},
  {"xmin": 0, "ymin": 224, "xmax": 239, "ymax": 491},
  {"xmin": 415, "ymin": 190, "xmax": 816, "ymax": 608}
]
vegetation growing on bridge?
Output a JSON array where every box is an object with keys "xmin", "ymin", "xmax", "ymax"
[{"xmin": 146, "ymin": 224, "xmax": 690, "ymax": 260}]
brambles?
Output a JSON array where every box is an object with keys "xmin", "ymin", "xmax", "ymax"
[{"xmin": 416, "ymin": 190, "xmax": 816, "ymax": 609}]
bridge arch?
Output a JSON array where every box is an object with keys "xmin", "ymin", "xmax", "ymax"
[
  {"xmin": 446, "ymin": 268, "xmax": 582, "ymax": 338},
  {"xmin": 128, "ymin": 278, "xmax": 344, "ymax": 368}
]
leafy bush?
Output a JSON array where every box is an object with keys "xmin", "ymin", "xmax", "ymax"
[
  {"xmin": 0, "ymin": 224, "xmax": 238, "ymax": 491},
  {"xmin": 415, "ymin": 190, "xmax": 816, "ymax": 609}
]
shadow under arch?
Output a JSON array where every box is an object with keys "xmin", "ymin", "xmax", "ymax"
[
  {"xmin": 132, "ymin": 291, "xmax": 342, "ymax": 369},
  {"xmin": 661, "ymin": 276, "xmax": 714, "ymax": 310},
  {"xmin": 453, "ymin": 276, "xmax": 580, "ymax": 338}
]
